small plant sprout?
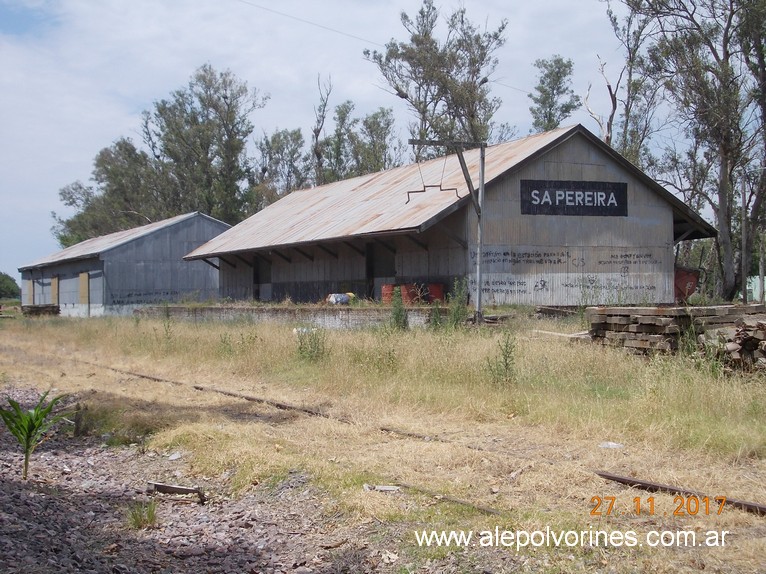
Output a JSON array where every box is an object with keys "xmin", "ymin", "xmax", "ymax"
[
  {"xmin": 390, "ymin": 286, "xmax": 408, "ymax": 330},
  {"xmin": 0, "ymin": 391, "xmax": 70, "ymax": 480},
  {"xmin": 486, "ymin": 331, "xmax": 517, "ymax": 386},
  {"xmin": 126, "ymin": 499, "xmax": 158, "ymax": 529},
  {"xmin": 295, "ymin": 327, "xmax": 328, "ymax": 362}
]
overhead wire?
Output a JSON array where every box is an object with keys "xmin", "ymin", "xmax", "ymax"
[
  {"xmin": 231, "ymin": 0, "xmax": 532, "ymax": 96},
  {"xmin": 232, "ymin": 0, "xmax": 386, "ymax": 48}
]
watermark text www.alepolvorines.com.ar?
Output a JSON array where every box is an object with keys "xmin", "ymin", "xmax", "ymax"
[{"xmin": 414, "ymin": 526, "xmax": 730, "ymax": 551}]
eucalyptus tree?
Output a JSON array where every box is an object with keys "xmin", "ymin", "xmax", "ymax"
[
  {"xmin": 587, "ymin": 2, "xmax": 664, "ymax": 168},
  {"xmin": 53, "ymin": 65, "xmax": 268, "ymax": 246},
  {"xmin": 255, "ymin": 128, "xmax": 310, "ymax": 198},
  {"xmin": 364, "ymin": 0, "xmax": 508, "ymax": 157},
  {"xmin": 620, "ymin": 0, "xmax": 759, "ymax": 300},
  {"xmin": 528, "ymin": 55, "xmax": 581, "ymax": 133},
  {"xmin": 315, "ymin": 102, "xmax": 404, "ymax": 184},
  {"xmin": 52, "ymin": 138, "xmax": 157, "ymax": 247},
  {"xmin": 141, "ymin": 63, "xmax": 268, "ymax": 224}
]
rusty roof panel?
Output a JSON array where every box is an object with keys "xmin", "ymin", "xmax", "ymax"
[
  {"xmin": 186, "ymin": 128, "xmax": 574, "ymax": 259},
  {"xmin": 185, "ymin": 124, "xmax": 716, "ymax": 260}
]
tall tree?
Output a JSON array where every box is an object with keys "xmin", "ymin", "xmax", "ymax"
[
  {"xmin": 364, "ymin": 0, "xmax": 508, "ymax": 157},
  {"xmin": 53, "ymin": 65, "xmax": 268, "ymax": 246},
  {"xmin": 353, "ymin": 107, "xmax": 404, "ymax": 174},
  {"xmin": 52, "ymin": 138, "xmax": 157, "ymax": 246},
  {"xmin": 528, "ymin": 55, "xmax": 581, "ymax": 133},
  {"xmin": 0, "ymin": 271, "xmax": 20, "ymax": 299},
  {"xmin": 739, "ymin": 0, "xmax": 766, "ymax": 239},
  {"xmin": 311, "ymin": 76, "xmax": 333, "ymax": 186},
  {"xmin": 622, "ymin": 0, "xmax": 754, "ymax": 300},
  {"xmin": 587, "ymin": 2, "xmax": 664, "ymax": 167},
  {"xmin": 141, "ymin": 63, "xmax": 268, "ymax": 223},
  {"xmin": 255, "ymin": 128, "xmax": 310, "ymax": 197},
  {"xmin": 315, "ymin": 101, "xmax": 404, "ymax": 184}
]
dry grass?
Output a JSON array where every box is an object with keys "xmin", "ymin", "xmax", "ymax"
[{"xmin": 1, "ymin": 313, "xmax": 764, "ymax": 572}]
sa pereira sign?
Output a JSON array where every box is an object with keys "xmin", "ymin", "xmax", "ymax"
[{"xmin": 520, "ymin": 180, "xmax": 627, "ymax": 216}]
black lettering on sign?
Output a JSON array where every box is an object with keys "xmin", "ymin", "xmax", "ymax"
[{"xmin": 520, "ymin": 180, "xmax": 628, "ymax": 216}]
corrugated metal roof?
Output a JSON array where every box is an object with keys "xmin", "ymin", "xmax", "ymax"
[
  {"xmin": 184, "ymin": 124, "xmax": 716, "ymax": 260},
  {"xmin": 185, "ymin": 127, "xmax": 576, "ymax": 260},
  {"xmin": 20, "ymin": 212, "xmax": 224, "ymax": 271}
]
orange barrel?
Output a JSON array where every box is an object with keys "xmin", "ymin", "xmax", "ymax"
[
  {"xmin": 401, "ymin": 284, "xmax": 417, "ymax": 304},
  {"xmin": 381, "ymin": 284, "xmax": 395, "ymax": 304},
  {"xmin": 427, "ymin": 283, "xmax": 444, "ymax": 303}
]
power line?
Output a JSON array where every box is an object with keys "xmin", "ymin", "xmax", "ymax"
[
  {"xmin": 233, "ymin": 0, "xmax": 386, "ymax": 48},
  {"xmin": 493, "ymin": 80, "xmax": 531, "ymax": 95},
  {"xmin": 232, "ymin": 0, "xmax": 531, "ymax": 96}
]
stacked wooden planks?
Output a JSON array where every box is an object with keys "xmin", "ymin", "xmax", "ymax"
[
  {"xmin": 586, "ymin": 304, "xmax": 766, "ymax": 353},
  {"xmin": 698, "ymin": 319, "xmax": 766, "ymax": 368}
]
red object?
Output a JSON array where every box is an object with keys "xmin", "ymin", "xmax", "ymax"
[
  {"xmin": 400, "ymin": 284, "xmax": 419, "ymax": 305},
  {"xmin": 674, "ymin": 267, "xmax": 701, "ymax": 303},
  {"xmin": 427, "ymin": 283, "xmax": 445, "ymax": 303},
  {"xmin": 381, "ymin": 284, "xmax": 395, "ymax": 304}
]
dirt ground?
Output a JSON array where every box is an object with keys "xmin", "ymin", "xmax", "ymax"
[{"xmin": 0, "ymin": 327, "xmax": 764, "ymax": 573}]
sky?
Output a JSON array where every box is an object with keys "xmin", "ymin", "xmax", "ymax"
[{"xmin": 0, "ymin": 0, "xmax": 625, "ymax": 283}]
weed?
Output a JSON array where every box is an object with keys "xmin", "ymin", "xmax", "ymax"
[
  {"xmin": 219, "ymin": 332, "xmax": 234, "ymax": 357},
  {"xmin": 296, "ymin": 327, "xmax": 328, "ymax": 362},
  {"xmin": 0, "ymin": 391, "xmax": 70, "ymax": 480},
  {"xmin": 390, "ymin": 286, "xmax": 408, "ymax": 330},
  {"xmin": 125, "ymin": 499, "xmax": 158, "ymax": 530},
  {"xmin": 447, "ymin": 278, "xmax": 469, "ymax": 329},
  {"xmin": 428, "ymin": 301, "xmax": 443, "ymax": 329},
  {"xmin": 678, "ymin": 322, "xmax": 725, "ymax": 377},
  {"xmin": 163, "ymin": 316, "xmax": 174, "ymax": 343},
  {"xmin": 485, "ymin": 331, "xmax": 516, "ymax": 387},
  {"xmin": 350, "ymin": 339, "xmax": 399, "ymax": 374}
]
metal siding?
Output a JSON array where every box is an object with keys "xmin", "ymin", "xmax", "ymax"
[
  {"xmin": 186, "ymin": 126, "xmax": 713, "ymax": 263},
  {"xmin": 470, "ymin": 137, "xmax": 675, "ymax": 306},
  {"xmin": 246, "ymin": 242, "xmax": 369, "ymax": 302},
  {"xmin": 59, "ymin": 274, "xmax": 80, "ymax": 305},
  {"xmin": 220, "ymin": 262, "xmax": 252, "ymax": 300},
  {"xmin": 19, "ymin": 212, "xmax": 224, "ymax": 270},
  {"xmin": 32, "ymin": 276, "xmax": 50, "ymax": 304},
  {"xmin": 103, "ymin": 214, "xmax": 228, "ymax": 305},
  {"xmin": 89, "ymin": 270, "xmax": 103, "ymax": 305},
  {"xmin": 23, "ymin": 277, "xmax": 33, "ymax": 305}
]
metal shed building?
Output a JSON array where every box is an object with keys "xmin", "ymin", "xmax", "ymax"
[
  {"xmin": 185, "ymin": 125, "xmax": 716, "ymax": 307},
  {"xmin": 19, "ymin": 212, "xmax": 230, "ymax": 316}
]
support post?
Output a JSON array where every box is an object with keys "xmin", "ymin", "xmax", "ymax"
[
  {"xmin": 475, "ymin": 145, "xmax": 485, "ymax": 322},
  {"xmin": 743, "ymin": 175, "xmax": 748, "ymax": 305},
  {"xmin": 407, "ymin": 138, "xmax": 485, "ymax": 323}
]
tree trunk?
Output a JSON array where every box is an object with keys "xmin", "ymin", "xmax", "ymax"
[{"xmin": 717, "ymin": 155, "xmax": 737, "ymax": 300}]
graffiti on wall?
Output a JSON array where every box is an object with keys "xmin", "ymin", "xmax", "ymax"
[{"xmin": 470, "ymin": 249, "xmax": 574, "ymax": 268}]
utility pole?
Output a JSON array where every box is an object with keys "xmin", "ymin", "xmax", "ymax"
[
  {"xmin": 408, "ymin": 139, "xmax": 486, "ymax": 322},
  {"xmin": 743, "ymin": 174, "xmax": 747, "ymax": 305}
]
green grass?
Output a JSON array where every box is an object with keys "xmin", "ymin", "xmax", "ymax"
[
  {"xmin": 125, "ymin": 499, "xmax": 158, "ymax": 529},
  {"xmin": 9, "ymin": 314, "xmax": 766, "ymax": 459}
]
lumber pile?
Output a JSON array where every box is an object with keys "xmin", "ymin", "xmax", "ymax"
[
  {"xmin": 586, "ymin": 304, "xmax": 766, "ymax": 356},
  {"xmin": 698, "ymin": 320, "xmax": 766, "ymax": 369}
]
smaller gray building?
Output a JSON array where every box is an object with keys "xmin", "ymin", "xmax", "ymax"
[{"xmin": 19, "ymin": 212, "xmax": 229, "ymax": 317}]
